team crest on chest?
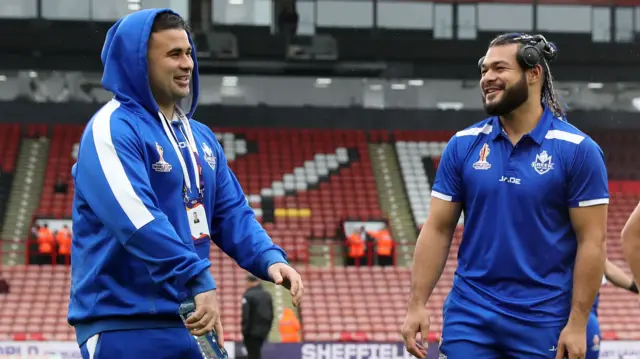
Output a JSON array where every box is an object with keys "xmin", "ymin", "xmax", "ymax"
[
  {"xmin": 532, "ymin": 150, "xmax": 554, "ymax": 175},
  {"xmin": 201, "ymin": 142, "xmax": 216, "ymax": 170},
  {"xmin": 472, "ymin": 143, "xmax": 492, "ymax": 170}
]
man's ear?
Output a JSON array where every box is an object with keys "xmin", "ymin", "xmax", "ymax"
[{"xmin": 527, "ymin": 64, "xmax": 543, "ymax": 85}]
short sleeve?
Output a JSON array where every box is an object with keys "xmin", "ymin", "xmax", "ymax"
[
  {"xmin": 432, "ymin": 135, "xmax": 462, "ymax": 202},
  {"xmin": 567, "ymin": 137, "xmax": 609, "ymax": 208}
]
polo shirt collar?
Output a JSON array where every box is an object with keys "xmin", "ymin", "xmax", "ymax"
[{"xmin": 489, "ymin": 106, "xmax": 555, "ymax": 145}]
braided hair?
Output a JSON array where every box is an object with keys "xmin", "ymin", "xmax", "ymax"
[{"xmin": 488, "ymin": 33, "xmax": 564, "ymax": 117}]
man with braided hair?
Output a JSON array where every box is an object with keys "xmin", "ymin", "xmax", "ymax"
[{"xmin": 401, "ymin": 33, "xmax": 609, "ymax": 359}]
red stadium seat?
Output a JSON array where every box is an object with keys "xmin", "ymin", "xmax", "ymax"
[{"xmin": 0, "ymin": 124, "xmax": 20, "ymax": 173}]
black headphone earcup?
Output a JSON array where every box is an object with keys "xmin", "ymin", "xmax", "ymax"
[
  {"xmin": 520, "ymin": 46, "xmax": 541, "ymax": 68},
  {"xmin": 478, "ymin": 56, "xmax": 485, "ymax": 69}
]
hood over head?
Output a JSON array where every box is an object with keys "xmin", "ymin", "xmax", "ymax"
[{"xmin": 100, "ymin": 8, "xmax": 199, "ymax": 118}]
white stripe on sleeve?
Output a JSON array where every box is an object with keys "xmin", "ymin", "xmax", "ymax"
[
  {"xmin": 578, "ymin": 198, "xmax": 609, "ymax": 207},
  {"xmin": 92, "ymin": 99, "xmax": 155, "ymax": 230},
  {"xmin": 431, "ymin": 190, "xmax": 453, "ymax": 202}
]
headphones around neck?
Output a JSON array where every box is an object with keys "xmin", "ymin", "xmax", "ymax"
[{"xmin": 478, "ymin": 33, "xmax": 558, "ymax": 70}]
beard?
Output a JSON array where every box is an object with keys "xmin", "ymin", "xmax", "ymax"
[{"xmin": 482, "ymin": 74, "xmax": 529, "ymax": 116}]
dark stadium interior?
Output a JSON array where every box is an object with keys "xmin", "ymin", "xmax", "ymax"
[{"xmin": 0, "ymin": 0, "xmax": 640, "ymax": 357}]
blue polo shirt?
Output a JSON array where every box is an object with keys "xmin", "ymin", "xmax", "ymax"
[{"xmin": 433, "ymin": 107, "xmax": 609, "ymax": 326}]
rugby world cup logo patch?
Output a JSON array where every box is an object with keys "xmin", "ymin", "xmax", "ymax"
[{"xmin": 472, "ymin": 143, "xmax": 491, "ymax": 170}]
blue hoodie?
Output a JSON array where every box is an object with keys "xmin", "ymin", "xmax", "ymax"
[{"xmin": 68, "ymin": 8, "xmax": 287, "ymax": 346}]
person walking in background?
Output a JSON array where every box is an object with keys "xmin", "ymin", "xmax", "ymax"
[{"xmin": 242, "ymin": 274, "xmax": 274, "ymax": 359}]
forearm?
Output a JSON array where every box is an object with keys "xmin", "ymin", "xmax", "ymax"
[
  {"xmin": 622, "ymin": 216, "xmax": 640, "ymax": 286},
  {"xmin": 604, "ymin": 260, "xmax": 634, "ymax": 289},
  {"xmin": 623, "ymin": 241, "xmax": 640, "ymax": 288},
  {"xmin": 408, "ymin": 225, "xmax": 452, "ymax": 308},
  {"xmin": 569, "ymin": 236, "xmax": 605, "ymax": 326}
]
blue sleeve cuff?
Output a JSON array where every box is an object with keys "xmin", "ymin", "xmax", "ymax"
[
  {"xmin": 187, "ymin": 269, "xmax": 217, "ymax": 297},
  {"xmin": 258, "ymin": 248, "xmax": 288, "ymax": 281}
]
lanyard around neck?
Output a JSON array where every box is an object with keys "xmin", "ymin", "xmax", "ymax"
[{"xmin": 159, "ymin": 111, "xmax": 201, "ymax": 196}]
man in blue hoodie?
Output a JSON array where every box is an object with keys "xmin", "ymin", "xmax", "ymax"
[{"xmin": 68, "ymin": 9, "xmax": 304, "ymax": 358}]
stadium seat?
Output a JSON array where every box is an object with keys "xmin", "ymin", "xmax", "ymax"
[
  {"xmin": 0, "ymin": 124, "xmax": 20, "ymax": 173},
  {"xmin": 214, "ymin": 129, "xmax": 382, "ymax": 231},
  {"xmin": 395, "ymin": 140, "xmax": 446, "ymax": 226},
  {"xmin": 0, "ymin": 124, "xmax": 21, "ymax": 230},
  {"xmin": 393, "ymin": 132, "xmax": 464, "ymax": 228},
  {"xmin": 590, "ymin": 130, "xmax": 640, "ymax": 181},
  {"xmin": 298, "ymin": 259, "xmax": 455, "ymax": 341}
]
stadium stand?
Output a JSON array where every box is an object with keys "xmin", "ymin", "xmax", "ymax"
[
  {"xmin": 0, "ymin": 124, "xmax": 19, "ymax": 174},
  {"xmin": 1, "ymin": 125, "xmax": 640, "ymax": 344},
  {"xmin": 393, "ymin": 130, "xmax": 454, "ymax": 228},
  {"xmin": 297, "ymin": 246, "xmax": 458, "ymax": 342},
  {"xmin": 0, "ymin": 124, "xmax": 20, "ymax": 234},
  {"xmin": 37, "ymin": 124, "xmax": 84, "ymax": 219},
  {"xmin": 0, "ymin": 124, "xmax": 49, "ymax": 265},
  {"xmin": 214, "ymin": 128, "xmax": 384, "ymax": 268},
  {"xmin": 591, "ymin": 130, "xmax": 640, "ymax": 181}
]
